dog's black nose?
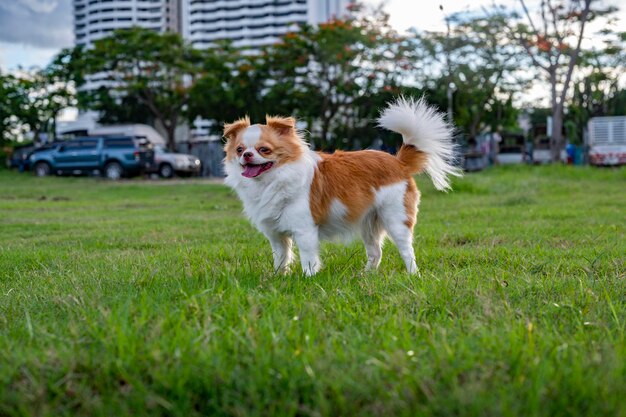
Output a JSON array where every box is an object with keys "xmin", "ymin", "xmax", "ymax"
[{"xmin": 243, "ymin": 152, "xmax": 253, "ymax": 159}]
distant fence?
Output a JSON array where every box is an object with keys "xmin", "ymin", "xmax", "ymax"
[{"xmin": 177, "ymin": 140, "xmax": 225, "ymax": 177}]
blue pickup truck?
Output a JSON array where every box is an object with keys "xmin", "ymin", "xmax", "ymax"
[{"xmin": 29, "ymin": 136, "xmax": 154, "ymax": 179}]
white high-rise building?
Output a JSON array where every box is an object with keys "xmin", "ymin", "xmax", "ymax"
[
  {"xmin": 182, "ymin": 0, "xmax": 352, "ymax": 49},
  {"xmin": 73, "ymin": 0, "xmax": 183, "ymax": 47},
  {"xmin": 74, "ymin": 0, "xmax": 352, "ymax": 48}
]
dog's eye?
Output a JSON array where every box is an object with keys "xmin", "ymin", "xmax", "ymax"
[
  {"xmin": 259, "ymin": 147, "xmax": 271, "ymax": 154},
  {"xmin": 236, "ymin": 146, "xmax": 243, "ymax": 154}
]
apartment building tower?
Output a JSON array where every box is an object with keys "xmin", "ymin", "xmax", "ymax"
[
  {"xmin": 74, "ymin": 0, "xmax": 183, "ymax": 47},
  {"xmin": 183, "ymin": 0, "xmax": 352, "ymax": 49},
  {"xmin": 74, "ymin": 0, "xmax": 352, "ymax": 48}
]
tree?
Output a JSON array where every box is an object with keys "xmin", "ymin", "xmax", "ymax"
[
  {"xmin": 187, "ymin": 6, "xmax": 413, "ymax": 150},
  {"xmin": 264, "ymin": 5, "xmax": 414, "ymax": 150},
  {"xmin": 78, "ymin": 87, "xmax": 153, "ymax": 125},
  {"xmin": 566, "ymin": 29, "xmax": 626, "ymax": 143},
  {"xmin": 0, "ymin": 65, "xmax": 74, "ymax": 144},
  {"xmin": 75, "ymin": 28, "xmax": 202, "ymax": 150},
  {"xmin": 187, "ymin": 42, "xmax": 276, "ymax": 136},
  {"xmin": 53, "ymin": 47, "xmax": 153, "ymax": 125},
  {"xmin": 513, "ymin": 0, "xmax": 618, "ymax": 161},
  {"xmin": 413, "ymin": 10, "xmax": 527, "ymax": 139},
  {"xmin": 0, "ymin": 73, "xmax": 24, "ymax": 143}
]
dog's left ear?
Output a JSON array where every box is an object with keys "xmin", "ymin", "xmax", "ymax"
[
  {"xmin": 223, "ymin": 116, "xmax": 251, "ymax": 141},
  {"xmin": 266, "ymin": 116, "xmax": 296, "ymax": 136}
]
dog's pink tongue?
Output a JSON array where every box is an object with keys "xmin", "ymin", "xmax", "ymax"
[{"xmin": 242, "ymin": 164, "xmax": 263, "ymax": 178}]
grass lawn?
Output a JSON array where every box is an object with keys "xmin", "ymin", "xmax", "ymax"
[{"xmin": 0, "ymin": 165, "xmax": 624, "ymax": 417}]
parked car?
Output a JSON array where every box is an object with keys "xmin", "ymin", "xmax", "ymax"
[
  {"xmin": 6, "ymin": 142, "xmax": 65, "ymax": 171},
  {"xmin": 532, "ymin": 136, "xmax": 552, "ymax": 164},
  {"xmin": 5, "ymin": 143, "xmax": 36, "ymax": 170},
  {"xmin": 29, "ymin": 136, "xmax": 154, "ymax": 179},
  {"xmin": 498, "ymin": 133, "xmax": 525, "ymax": 165},
  {"xmin": 148, "ymin": 145, "xmax": 202, "ymax": 178}
]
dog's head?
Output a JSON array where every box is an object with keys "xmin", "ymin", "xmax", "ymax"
[{"xmin": 223, "ymin": 115, "xmax": 306, "ymax": 179}]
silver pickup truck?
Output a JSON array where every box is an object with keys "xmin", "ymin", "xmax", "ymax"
[{"xmin": 149, "ymin": 145, "xmax": 202, "ymax": 178}]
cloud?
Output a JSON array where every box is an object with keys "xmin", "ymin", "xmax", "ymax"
[
  {"xmin": 21, "ymin": 0, "xmax": 59, "ymax": 14},
  {"xmin": 0, "ymin": 0, "xmax": 73, "ymax": 49}
]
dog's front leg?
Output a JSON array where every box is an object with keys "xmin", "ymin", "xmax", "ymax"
[
  {"xmin": 267, "ymin": 233, "xmax": 293, "ymax": 274},
  {"xmin": 293, "ymin": 227, "xmax": 321, "ymax": 276}
]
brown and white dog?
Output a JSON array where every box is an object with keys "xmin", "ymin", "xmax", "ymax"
[{"xmin": 223, "ymin": 98, "xmax": 461, "ymax": 276}]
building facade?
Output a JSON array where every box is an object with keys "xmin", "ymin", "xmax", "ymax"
[
  {"xmin": 182, "ymin": 0, "xmax": 351, "ymax": 49},
  {"xmin": 74, "ymin": 0, "xmax": 183, "ymax": 47},
  {"xmin": 74, "ymin": 0, "xmax": 351, "ymax": 48}
]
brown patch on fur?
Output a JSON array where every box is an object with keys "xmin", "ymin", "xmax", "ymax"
[
  {"xmin": 310, "ymin": 150, "xmax": 421, "ymax": 224},
  {"xmin": 396, "ymin": 144, "xmax": 428, "ymax": 174},
  {"xmin": 256, "ymin": 123, "xmax": 304, "ymax": 165},
  {"xmin": 404, "ymin": 178, "xmax": 420, "ymax": 228},
  {"xmin": 223, "ymin": 116, "xmax": 250, "ymax": 141},
  {"xmin": 266, "ymin": 115, "xmax": 296, "ymax": 136},
  {"xmin": 223, "ymin": 117, "xmax": 251, "ymax": 159}
]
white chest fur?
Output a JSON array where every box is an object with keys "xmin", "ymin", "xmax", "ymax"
[{"xmin": 224, "ymin": 151, "xmax": 319, "ymax": 235}]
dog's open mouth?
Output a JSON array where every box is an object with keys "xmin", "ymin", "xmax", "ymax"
[{"xmin": 242, "ymin": 162, "xmax": 274, "ymax": 178}]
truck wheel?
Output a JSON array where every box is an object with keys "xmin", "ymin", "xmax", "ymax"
[
  {"xmin": 159, "ymin": 163, "xmax": 174, "ymax": 179},
  {"xmin": 103, "ymin": 161, "xmax": 124, "ymax": 180},
  {"xmin": 33, "ymin": 162, "xmax": 51, "ymax": 177}
]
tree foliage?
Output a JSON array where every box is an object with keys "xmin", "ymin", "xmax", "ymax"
[
  {"xmin": 512, "ymin": 0, "xmax": 619, "ymax": 160},
  {"xmin": 413, "ymin": 10, "xmax": 527, "ymax": 139},
  {"xmin": 0, "ymin": 66, "xmax": 74, "ymax": 144},
  {"xmin": 73, "ymin": 28, "xmax": 202, "ymax": 150},
  {"xmin": 264, "ymin": 5, "xmax": 414, "ymax": 149},
  {"xmin": 0, "ymin": 73, "xmax": 22, "ymax": 143},
  {"xmin": 187, "ymin": 43, "xmax": 275, "ymax": 136},
  {"xmin": 187, "ymin": 5, "xmax": 416, "ymax": 150},
  {"xmin": 565, "ymin": 28, "xmax": 626, "ymax": 144}
]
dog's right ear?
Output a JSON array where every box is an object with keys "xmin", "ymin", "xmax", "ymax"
[
  {"xmin": 223, "ymin": 116, "xmax": 251, "ymax": 141},
  {"xmin": 266, "ymin": 115, "xmax": 296, "ymax": 136}
]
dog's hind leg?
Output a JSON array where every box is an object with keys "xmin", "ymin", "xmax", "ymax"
[
  {"xmin": 383, "ymin": 218, "xmax": 417, "ymax": 274},
  {"xmin": 377, "ymin": 181, "xmax": 419, "ymax": 274},
  {"xmin": 361, "ymin": 212, "xmax": 385, "ymax": 270}
]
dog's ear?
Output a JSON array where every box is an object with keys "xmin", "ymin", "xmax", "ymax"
[
  {"xmin": 266, "ymin": 115, "xmax": 296, "ymax": 136},
  {"xmin": 223, "ymin": 116, "xmax": 251, "ymax": 141}
]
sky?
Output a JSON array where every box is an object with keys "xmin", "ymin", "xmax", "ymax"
[{"xmin": 0, "ymin": 0, "xmax": 73, "ymax": 70}]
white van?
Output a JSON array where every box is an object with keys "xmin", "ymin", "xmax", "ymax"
[
  {"xmin": 588, "ymin": 116, "xmax": 626, "ymax": 166},
  {"xmin": 88, "ymin": 124, "xmax": 167, "ymax": 147}
]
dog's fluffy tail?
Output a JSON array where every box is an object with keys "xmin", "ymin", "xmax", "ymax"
[{"xmin": 378, "ymin": 97, "xmax": 462, "ymax": 191}]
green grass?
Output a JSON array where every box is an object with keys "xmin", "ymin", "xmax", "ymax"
[{"xmin": 0, "ymin": 165, "xmax": 624, "ymax": 417}]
